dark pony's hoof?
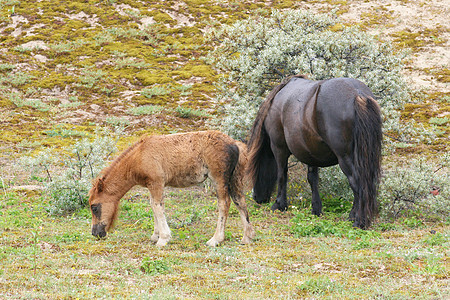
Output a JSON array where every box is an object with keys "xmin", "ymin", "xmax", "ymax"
[
  {"xmin": 352, "ymin": 220, "xmax": 366, "ymax": 230},
  {"xmin": 271, "ymin": 202, "xmax": 288, "ymax": 212},
  {"xmin": 253, "ymin": 194, "xmax": 271, "ymax": 204}
]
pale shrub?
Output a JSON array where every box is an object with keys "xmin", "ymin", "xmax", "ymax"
[
  {"xmin": 207, "ymin": 9, "xmax": 432, "ymax": 143},
  {"xmin": 22, "ymin": 128, "xmax": 118, "ymax": 215},
  {"xmin": 379, "ymin": 154, "xmax": 450, "ymax": 221}
]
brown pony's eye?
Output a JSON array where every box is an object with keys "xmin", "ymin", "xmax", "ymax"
[{"xmin": 91, "ymin": 204, "xmax": 101, "ymax": 219}]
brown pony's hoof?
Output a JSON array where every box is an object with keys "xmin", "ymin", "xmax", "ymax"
[
  {"xmin": 156, "ymin": 239, "xmax": 170, "ymax": 247},
  {"xmin": 206, "ymin": 238, "xmax": 222, "ymax": 247},
  {"xmin": 240, "ymin": 236, "xmax": 252, "ymax": 245},
  {"xmin": 150, "ymin": 234, "xmax": 159, "ymax": 243}
]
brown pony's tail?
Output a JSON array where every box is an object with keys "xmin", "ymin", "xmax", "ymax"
[
  {"xmin": 228, "ymin": 141, "xmax": 249, "ymax": 203},
  {"xmin": 247, "ymin": 75, "xmax": 303, "ymax": 203},
  {"xmin": 353, "ymin": 95, "xmax": 382, "ymax": 228}
]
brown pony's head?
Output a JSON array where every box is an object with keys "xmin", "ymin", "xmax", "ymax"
[{"xmin": 88, "ymin": 177, "xmax": 119, "ymax": 239}]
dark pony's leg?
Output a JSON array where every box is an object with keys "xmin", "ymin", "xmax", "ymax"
[
  {"xmin": 307, "ymin": 166, "xmax": 322, "ymax": 216},
  {"xmin": 337, "ymin": 156, "xmax": 360, "ymax": 224},
  {"xmin": 271, "ymin": 144, "xmax": 290, "ymax": 211}
]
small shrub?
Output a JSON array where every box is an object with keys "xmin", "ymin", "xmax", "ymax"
[
  {"xmin": 45, "ymin": 125, "xmax": 86, "ymax": 138},
  {"xmin": 48, "ymin": 39, "xmax": 89, "ymax": 55},
  {"xmin": 105, "ymin": 116, "xmax": 130, "ymax": 127},
  {"xmin": 174, "ymin": 106, "xmax": 211, "ymax": 119},
  {"xmin": 113, "ymin": 57, "xmax": 151, "ymax": 69},
  {"xmin": 0, "ymin": 63, "xmax": 15, "ymax": 71},
  {"xmin": 76, "ymin": 68, "xmax": 107, "ymax": 89},
  {"xmin": 92, "ymin": 31, "xmax": 115, "ymax": 47},
  {"xmin": 175, "ymin": 84, "xmax": 193, "ymax": 96},
  {"xmin": 378, "ymin": 155, "xmax": 449, "ymax": 221},
  {"xmin": 429, "ymin": 116, "xmax": 449, "ymax": 126},
  {"xmin": 298, "ymin": 276, "xmax": 341, "ymax": 296},
  {"xmin": 127, "ymin": 105, "xmax": 163, "ymax": 115},
  {"xmin": 22, "ymin": 128, "xmax": 119, "ymax": 215},
  {"xmin": 141, "ymin": 85, "xmax": 170, "ymax": 98},
  {"xmin": 0, "ymin": 71, "xmax": 35, "ymax": 87}
]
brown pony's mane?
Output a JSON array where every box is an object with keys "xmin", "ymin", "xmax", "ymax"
[{"xmin": 91, "ymin": 139, "xmax": 144, "ymax": 195}]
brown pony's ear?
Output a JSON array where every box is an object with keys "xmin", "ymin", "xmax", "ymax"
[{"xmin": 96, "ymin": 177, "xmax": 105, "ymax": 194}]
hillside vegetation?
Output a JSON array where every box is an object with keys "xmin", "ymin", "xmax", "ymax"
[{"xmin": 0, "ymin": 0, "xmax": 448, "ymax": 298}]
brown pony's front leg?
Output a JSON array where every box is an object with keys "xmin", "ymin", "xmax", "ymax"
[
  {"xmin": 148, "ymin": 183, "xmax": 171, "ymax": 247},
  {"xmin": 149, "ymin": 197, "xmax": 160, "ymax": 242},
  {"xmin": 207, "ymin": 183, "xmax": 231, "ymax": 247}
]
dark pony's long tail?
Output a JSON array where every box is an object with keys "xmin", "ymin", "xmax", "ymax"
[
  {"xmin": 247, "ymin": 75, "xmax": 304, "ymax": 203},
  {"xmin": 353, "ymin": 95, "xmax": 382, "ymax": 228}
]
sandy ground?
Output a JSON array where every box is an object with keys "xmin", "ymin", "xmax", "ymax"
[{"xmin": 300, "ymin": 0, "xmax": 449, "ymax": 94}]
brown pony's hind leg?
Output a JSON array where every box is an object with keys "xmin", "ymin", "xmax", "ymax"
[
  {"xmin": 148, "ymin": 183, "xmax": 171, "ymax": 247},
  {"xmin": 233, "ymin": 195, "xmax": 255, "ymax": 244},
  {"xmin": 207, "ymin": 183, "xmax": 231, "ymax": 247}
]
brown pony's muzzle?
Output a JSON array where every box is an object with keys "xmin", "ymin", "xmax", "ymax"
[{"xmin": 92, "ymin": 222, "xmax": 107, "ymax": 238}]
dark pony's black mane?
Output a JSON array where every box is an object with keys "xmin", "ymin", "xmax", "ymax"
[{"xmin": 248, "ymin": 74, "xmax": 306, "ymax": 146}]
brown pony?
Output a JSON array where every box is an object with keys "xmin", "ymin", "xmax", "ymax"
[{"xmin": 88, "ymin": 130, "xmax": 255, "ymax": 247}]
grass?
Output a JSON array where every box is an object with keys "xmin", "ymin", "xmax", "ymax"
[{"xmin": 0, "ymin": 187, "xmax": 448, "ymax": 299}]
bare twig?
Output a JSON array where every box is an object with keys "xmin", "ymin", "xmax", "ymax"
[{"xmin": 1, "ymin": 177, "xmax": 6, "ymax": 198}]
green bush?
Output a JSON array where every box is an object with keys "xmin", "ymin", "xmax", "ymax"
[
  {"xmin": 206, "ymin": 9, "xmax": 432, "ymax": 143},
  {"xmin": 22, "ymin": 128, "xmax": 119, "ymax": 215},
  {"xmin": 140, "ymin": 258, "xmax": 170, "ymax": 275},
  {"xmin": 290, "ymin": 207, "xmax": 379, "ymax": 239}
]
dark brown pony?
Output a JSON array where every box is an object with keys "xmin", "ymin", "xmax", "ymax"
[
  {"xmin": 248, "ymin": 75, "xmax": 382, "ymax": 228},
  {"xmin": 88, "ymin": 130, "xmax": 254, "ymax": 247}
]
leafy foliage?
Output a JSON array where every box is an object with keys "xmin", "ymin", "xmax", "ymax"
[
  {"xmin": 140, "ymin": 258, "xmax": 171, "ymax": 275},
  {"xmin": 290, "ymin": 207, "xmax": 379, "ymax": 239},
  {"xmin": 22, "ymin": 128, "xmax": 119, "ymax": 215},
  {"xmin": 207, "ymin": 9, "xmax": 431, "ymax": 142}
]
